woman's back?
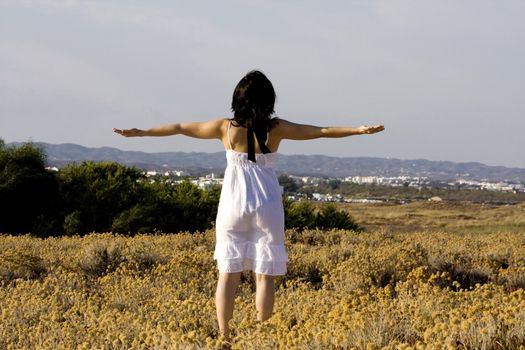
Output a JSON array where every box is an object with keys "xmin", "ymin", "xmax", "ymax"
[{"xmin": 224, "ymin": 119, "xmax": 280, "ymax": 154}]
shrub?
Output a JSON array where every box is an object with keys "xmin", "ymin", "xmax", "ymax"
[
  {"xmin": 284, "ymin": 200, "xmax": 361, "ymax": 232},
  {"xmin": 278, "ymin": 174, "xmax": 298, "ymax": 193},
  {"xmin": 2, "ymin": 229, "xmax": 525, "ymax": 348},
  {"xmin": 111, "ymin": 180, "xmax": 220, "ymax": 234},
  {"xmin": 315, "ymin": 203, "xmax": 361, "ymax": 231},
  {"xmin": 59, "ymin": 161, "xmax": 145, "ymax": 235},
  {"xmin": 111, "ymin": 204, "xmax": 162, "ymax": 234},
  {"xmin": 77, "ymin": 240, "xmax": 124, "ymax": 277},
  {"xmin": 124, "ymin": 240, "xmax": 168, "ymax": 272},
  {"xmin": 284, "ymin": 200, "xmax": 316, "ymax": 230},
  {"xmin": 0, "ymin": 140, "xmax": 61, "ymax": 236},
  {"xmin": 430, "ymin": 256, "xmax": 490, "ymax": 290},
  {"xmin": 0, "ymin": 249, "xmax": 47, "ymax": 283},
  {"xmin": 63, "ymin": 211, "xmax": 84, "ymax": 236}
]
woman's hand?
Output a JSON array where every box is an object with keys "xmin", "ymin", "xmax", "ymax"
[
  {"xmin": 113, "ymin": 128, "xmax": 144, "ymax": 137},
  {"xmin": 357, "ymin": 125, "xmax": 385, "ymax": 135}
]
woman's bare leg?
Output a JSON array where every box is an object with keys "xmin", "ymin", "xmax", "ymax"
[
  {"xmin": 215, "ymin": 272, "xmax": 241, "ymax": 340},
  {"xmin": 255, "ymin": 273, "xmax": 275, "ymax": 321}
]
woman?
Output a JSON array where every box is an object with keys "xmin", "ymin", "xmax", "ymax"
[{"xmin": 113, "ymin": 70, "xmax": 384, "ymax": 341}]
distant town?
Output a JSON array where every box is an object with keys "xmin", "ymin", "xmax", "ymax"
[
  {"xmin": 27, "ymin": 141, "xmax": 525, "ymax": 204},
  {"xmin": 47, "ymin": 165, "xmax": 525, "ymax": 204},
  {"xmin": 20, "ymin": 142, "xmax": 525, "ymax": 184}
]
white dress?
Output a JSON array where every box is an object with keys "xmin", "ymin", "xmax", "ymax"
[{"xmin": 213, "ymin": 122, "xmax": 288, "ymax": 276}]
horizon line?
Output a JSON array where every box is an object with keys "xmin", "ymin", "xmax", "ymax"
[{"xmin": 5, "ymin": 139, "xmax": 525, "ymax": 171}]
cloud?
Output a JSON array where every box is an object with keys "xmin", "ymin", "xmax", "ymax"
[
  {"xmin": 6, "ymin": 0, "xmax": 226, "ymax": 42},
  {"xmin": 0, "ymin": 38, "xmax": 150, "ymax": 113}
]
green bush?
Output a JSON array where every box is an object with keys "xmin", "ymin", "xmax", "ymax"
[
  {"xmin": 111, "ymin": 180, "xmax": 220, "ymax": 234},
  {"xmin": 315, "ymin": 203, "xmax": 361, "ymax": 231},
  {"xmin": 284, "ymin": 199, "xmax": 316, "ymax": 230},
  {"xmin": 59, "ymin": 161, "xmax": 145, "ymax": 235},
  {"xmin": 284, "ymin": 199, "xmax": 361, "ymax": 232},
  {"xmin": 0, "ymin": 140, "xmax": 61, "ymax": 236},
  {"xmin": 1, "ymin": 139, "xmax": 359, "ymax": 236},
  {"xmin": 58, "ymin": 162, "xmax": 221, "ymax": 235},
  {"xmin": 63, "ymin": 211, "xmax": 84, "ymax": 236},
  {"xmin": 278, "ymin": 174, "xmax": 298, "ymax": 193}
]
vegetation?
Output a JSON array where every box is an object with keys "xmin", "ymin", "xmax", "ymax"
[
  {"xmin": 278, "ymin": 174, "xmax": 525, "ymax": 204},
  {"xmin": 284, "ymin": 199, "xmax": 361, "ymax": 232},
  {"xmin": 1, "ymin": 203, "xmax": 524, "ymax": 348},
  {"xmin": 0, "ymin": 141, "xmax": 61, "ymax": 235},
  {"xmin": 59, "ymin": 161, "xmax": 146, "ymax": 235},
  {"xmin": 0, "ymin": 140, "xmax": 222, "ymax": 236},
  {"xmin": 0, "ymin": 140, "xmax": 357, "ymax": 236}
]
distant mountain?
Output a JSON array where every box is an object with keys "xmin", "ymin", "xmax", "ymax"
[{"xmin": 7, "ymin": 141, "xmax": 525, "ymax": 183}]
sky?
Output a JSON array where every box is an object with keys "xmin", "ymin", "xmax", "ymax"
[{"xmin": 1, "ymin": 0, "xmax": 524, "ymax": 168}]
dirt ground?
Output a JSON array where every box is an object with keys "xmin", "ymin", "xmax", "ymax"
[{"xmin": 337, "ymin": 200, "xmax": 525, "ymax": 234}]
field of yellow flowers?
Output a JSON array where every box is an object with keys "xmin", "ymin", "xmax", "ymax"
[{"xmin": 1, "ymin": 201, "xmax": 525, "ymax": 349}]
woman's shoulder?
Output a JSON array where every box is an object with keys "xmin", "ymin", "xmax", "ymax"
[
  {"xmin": 270, "ymin": 117, "xmax": 290, "ymax": 127},
  {"xmin": 202, "ymin": 117, "xmax": 230, "ymax": 125},
  {"xmin": 272, "ymin": 117, "xmax": 297, "ymax": 124},
  {"xmin": 210, "ymin": 118, "xmax": 232, "ymax": 128},
  {"xmin": 270, "ymin": 117, "xmax": 295, "ymax": 133},
  {"xmin": 205, "ymin": 118, "xmax": 231, "ymax": 136}
]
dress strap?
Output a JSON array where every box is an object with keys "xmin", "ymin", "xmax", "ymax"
[{"xmin": 227, "ymin": 120, "xmax": 234, "ymax": 150}]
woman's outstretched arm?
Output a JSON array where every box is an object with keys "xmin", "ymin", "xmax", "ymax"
[
  {"xmin": 113, "ymin": 119, "xmax": 224, "ymax": 139},
  {"xmin": 274, "ymin": 119, "xmax": 384, "ymax": 140}
]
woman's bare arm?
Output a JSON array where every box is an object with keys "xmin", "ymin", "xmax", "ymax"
[
  {"xmin": 274, "ymin": 119, "xmax": 385, "ymax": 140},
  {"xmin": 113, "ymin": 119, "xmax": 225, "ymax": 139}
]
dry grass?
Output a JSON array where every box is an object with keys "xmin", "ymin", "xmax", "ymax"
[
  {"xmin": 1, "ymin": 202, "xmax": 524, "ymax": 349},
  {"xmin": 345, "ymin": 201, "xmax": 525, "ymax": 234}
]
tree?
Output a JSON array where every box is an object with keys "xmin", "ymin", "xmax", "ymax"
[
  {"xmin": 111, "ymin": 179, "xmax": 220, "ymax": 234},
  {"xmin": 284, "ymin": 198, "xmax": 362, "ymax": 232},
  {"xmin": 327, "ymin": 179, "xmax": 341, "ymax": 190},
  {"xmin": 284, "ymin": 199, "xmax": 316, "ymax": 230},
  {"xmin": 59, "ymin": 161, "xmax": 145, "ymax": 235},
  {"xmin": 278, "ymin": 174, "xmax": 298, "ymax": 193},
  {"xmin": 0, "ymin": 140, "xmax": 61, "ymax": 236},
  {"xmin": 314, "ymin": 203, "xmax": 361, "ymax": 231}
]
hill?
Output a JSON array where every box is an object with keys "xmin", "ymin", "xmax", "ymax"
[{"xmin": 7, "ymin": 141, "xmax": 525, "ymax": 182}]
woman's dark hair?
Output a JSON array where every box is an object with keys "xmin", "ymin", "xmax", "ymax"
[{"xmin": 231, "ymin": 70, "xmax": 276, "ymax": 162}]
